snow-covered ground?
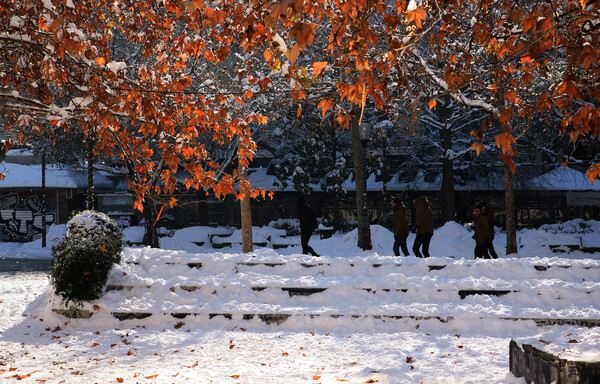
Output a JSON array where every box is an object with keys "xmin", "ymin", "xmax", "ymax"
[{"xmin": 1, "ymin": 220, "xmax": 599, "ymax": 383}]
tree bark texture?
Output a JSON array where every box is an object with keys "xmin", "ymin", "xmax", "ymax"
[
  {"xmin": 496, "ymin": 84, "xmax": 518, "ymax": 255},
  {"xmin": 87, "ymin": 139, "xmax": 95, "ymax": 210},
  {"xmin": 441, "ymin": 126, "xmax": 456, "ymax": 223},
  {"xmin": 504, "ymin": 163, "xmax": 518, "ymax": 254},
  {"xmin": 238, "ymin": 146, "xmax": 253, "ymax": 253},
  {"xmin": 329, "ymin": 117, "xmax": 342, "ymax": 232},
  {"xmin": 350, "ymin": 114, "xmax": 372, "ymax": 251},
  {"xmin": 143, "ymin": 198, "xmax": 159, "ymax": 248}
]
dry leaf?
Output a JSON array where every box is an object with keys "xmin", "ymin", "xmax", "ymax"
[{"xmin": 174, "ymin": 322, "xmax": 185, "ymax": 329}]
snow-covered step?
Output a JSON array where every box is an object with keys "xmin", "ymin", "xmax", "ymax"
[
  {"xmin": 51, "ymin": 307, "xmax": 600, "ymax": 329},
  {"xmin": 103, "ymin": 283, "xmax": 598, "ymax": 302},
  {"xmin": 51, "ymin": 249, "xmax": 600, "ymax": 329}
]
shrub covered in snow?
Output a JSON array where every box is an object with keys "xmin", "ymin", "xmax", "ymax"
[
  {"xmin": 51, "ymin": 210, "xmax": 123, "ymax": 306},
  {"xmin": 268, "ymin": 218, "xmax": 301, "ymax": 236}
]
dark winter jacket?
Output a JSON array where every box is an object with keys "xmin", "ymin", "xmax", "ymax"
[
  {"xmin": 483, "ymin": 207, "xmax": 495, "ymax": 240},
  {"xmin": 298, "ymin": 201, "xmax": 318, "ymax": 234},
  {"xmin": 473, "ymin": 213, "xmax": 492, "ymax": 246},
  {"xmin": 393, "ymin": 203, "xmax": 409, "ymax": 239},
  {"xmin": 413, "ymin": 196, "xmax": 434, "ymax": 234}
]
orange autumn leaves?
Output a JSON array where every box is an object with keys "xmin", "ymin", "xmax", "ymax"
[{"xmin": 2, "ymin": 0, "xmax": 599, "ymax": 210}]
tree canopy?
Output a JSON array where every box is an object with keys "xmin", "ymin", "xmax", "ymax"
[{"xmin": 1, "ymin": 0, "xmax": 598, "ymax": 211}]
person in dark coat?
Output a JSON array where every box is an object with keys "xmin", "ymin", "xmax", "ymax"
[
  {"xmin": 473, "ymin": 204, "xmax": 492, "ymax": 259},
  {"xmin": 479, "ymin": 201, "xmax": 498, "ymax": 259},
  {"xmin": 412, "ymin": 196, "xmax": 434, "ymax": 258},
  {"xmin": 391, "ymin": 195, "xmax": 410, "ymax": 256},
  {"xmin": 297, "ymin": 196, "xmax": 319, "ymax": 256}
]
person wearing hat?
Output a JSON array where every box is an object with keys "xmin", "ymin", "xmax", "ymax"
[
  {"xmin": 391, "ymin": 195, "xmax": 410, "ymax": 256},
  {"xmin": 473, "ymin": 204, "xmax": 492, "ymax": 259}
]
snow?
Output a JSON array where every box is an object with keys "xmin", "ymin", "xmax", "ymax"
[
  {"xmin": 526, "ymin": 167, "xmax": 600, "ymax": 191},
  {"xmin": 0, "ymin": 162, "xmax": 114, "ymax": 189},
  {"xmin": 107, "ymin": 61, "xmax": 127, "ymax": 73},
  {"xmin": 1, "ymin": 220, "xmax": 599, "ymax": 383},
  {"xmin": 248, "ymin": 166, "xmax": 597, "ymax": 193},
  {"xmin": 9, "ymin": 16, "xmax": 25, "ymax": 28}
]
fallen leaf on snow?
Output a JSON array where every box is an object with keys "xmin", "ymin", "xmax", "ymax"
[{"xmin": 174, "ymin": 322, "xmax": 185, "ymax": 329}]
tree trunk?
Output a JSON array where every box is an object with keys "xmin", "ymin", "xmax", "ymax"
[
  {"xmin": 329, "ymin": 117, "xmax": 341, "ymax": 232},
  {"xmin": 351, "ymin": 113, "xmax": 372, "ymax": 251},
  {"xmin": 238, "ymin": 142, "xmax": 253, "ymax": 253},
  {"xmin": 87, "ymin": 139, "xmax": 94, "ymax": 210},
  {"xmin": 441, "ymin": 126, "xmax": 455, "ymax": 223},
  {"xmin": 198, "ymin": 189, "xmax": 208, "ymax": 226},
  {"xmin": 331, "ymin": 191, "xmax": 341, "ymax": 232},
  {"xmin": 143, "ymin": 197, "xmax": 159, "ymax": 248},
  {"xmin": 504, "ymin": 163, "xmax": 518, "ymax": 254},
  {"xmin": 496, "ymin": 83, "xmax": 518, "ymax": 255}
]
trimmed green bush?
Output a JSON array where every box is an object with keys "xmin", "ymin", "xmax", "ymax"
[{"xmin": 51, "ymin": 210, "xmax": 123, "ymax": 307}]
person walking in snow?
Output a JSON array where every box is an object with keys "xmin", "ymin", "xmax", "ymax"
[
  {"xmin": 479, "ymin": 200, "xmax": 498, "ymax": 259},
  {"xmin": 473, "ymin": 204, "xmax": 492, "ymax": 259},
  {"xmin": 391, "ymin": 195, "xmax": 410, "ymax": 256},
  {"xmin": 297, "ymin": 196, "xmax": 319, "ymax": 256},
  {"xmin": 412, "ymin": 195, "xmax": 434, "ymax": 258}
]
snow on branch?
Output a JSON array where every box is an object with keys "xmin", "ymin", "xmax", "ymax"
[{"xmin": 413, "ymin": 50, "xmax": 498, "ymax": 114}]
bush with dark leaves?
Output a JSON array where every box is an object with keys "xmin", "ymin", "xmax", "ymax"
[{"xmin": 51, "ymin": 210, "xmax": 123, "ymax": 307}]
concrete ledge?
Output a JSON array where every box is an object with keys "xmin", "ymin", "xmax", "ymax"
[
  {"xmin": 50, "ymin": 309, "xmax": 600, "ymax": 330},
  {"xmin": 458, "ymin": 289, "xmax": 515, "ymax": 299},
  {"xmin": 503, "ymin": 318, "xmax": 600, "ymax": 328},
  {"xmin": 52, "ymin": 309, "xmax": 93, "ymax": 319},
  {"xmin": 510, "ymin": 339, "xmax": 600, "ymax": 384}
]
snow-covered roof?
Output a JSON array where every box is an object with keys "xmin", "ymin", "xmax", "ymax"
[
  {"xmin": 343, "ymin": 173, "xmax": 384, "ymax": 192},
  {"xmin": 0, "ymin": 162, "xmax": 114, "ymax": 189},
  {"xmin": 248, "ymin": 167, "xmax": 296, "ymax": 192},
  {"xmin": 3, "ymin": 148, "xmax": 38, "ymax": 165},
  {"xmin": 235, "ymin": 167, "xmax": 600, "ymax": 193},
  {"xmin": 525, "ymin": 167, "xmax": 600, "ymax": 191}
]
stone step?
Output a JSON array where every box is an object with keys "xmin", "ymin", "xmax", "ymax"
[
  {"xmin": 105, "ymin": 284, "xmax": 594, "ymax": 299},
  {"xmin": 51, "ymin": 309, "xmax": 600, "ymax": 328},
  {"xmin": 123, "ymin": 260, "xmax": 600, "ymax": 273}
]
